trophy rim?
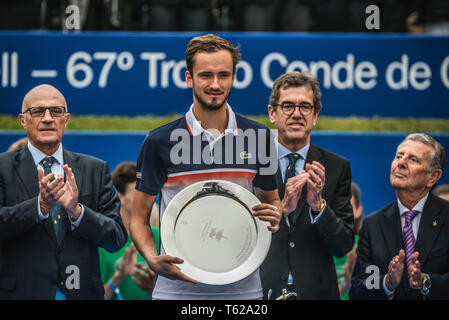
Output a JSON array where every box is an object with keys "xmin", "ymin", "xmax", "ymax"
[{"xmin": 160, "ymin": 179, "xmax": 272, "ymax": 285}]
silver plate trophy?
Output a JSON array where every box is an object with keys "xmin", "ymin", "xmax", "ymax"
[{"xmin": 161, "ymin": 180, "xmax": 272, "ymax": 285}]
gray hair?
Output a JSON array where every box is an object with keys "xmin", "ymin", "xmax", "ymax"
[{"xmin": 401, "ymin": 133, "xmax": 446, "ymax": 172}]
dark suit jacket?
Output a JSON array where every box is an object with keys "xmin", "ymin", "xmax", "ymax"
[
  {"xmin": 0, "ymin": 146, "xmax": 127, "ymax": 299},
  {"xmin": 349, "ymin": 192, "xmax": 449, "ymax": 300},
  {"xmin": 260, "ymin": 143, "xmax": 354, "ymax": 299}
]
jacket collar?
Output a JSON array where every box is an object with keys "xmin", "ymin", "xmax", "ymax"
[{"xmin": 27, "ymin": 141, "xmax": 64, "ymax": 168}]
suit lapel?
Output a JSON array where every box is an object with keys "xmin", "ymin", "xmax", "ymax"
[
  {"xmin": 379, "ymin": 202, "xmax": 413, "ymax": 296},
  {"xmin": 290, "ymin": 185, "xmax": 307, "ymax": 226},
  {"xmin": 414, "ymin": 193, "xmax": 444, "ymax": 269},
  {"xmin": 276, "ymin": 167, "xmax": 284, "ymax": 200},
  {"xmin": 380, "ymin": 202, "xmax": 403, "ymax": 259},
  {"xmin": 58, "ymin": 148, "xmax": 82, "ymax": 245},
  {"xmin": 63, "ymin": 148, "xmax": 82, "ymax": 198},
  {"xmin": 15, "ymin": 146, "xmax": 57, "ymax": 242},
  {"xmin": 289, "ymin": 144, "xmax": 323, "ymax": 225},
  {"xmin": 15, "ymin": 146, "xmax": 40, "ymax": 198}
]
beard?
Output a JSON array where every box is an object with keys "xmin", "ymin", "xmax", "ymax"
[{"xmin": 193, "ymin": 85, "xmax": 231, "ymax": 111}]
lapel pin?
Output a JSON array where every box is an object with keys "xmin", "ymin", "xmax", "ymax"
[{"xmin": 432, "ymin": 220, "xmax": 438, "ymax": 227}]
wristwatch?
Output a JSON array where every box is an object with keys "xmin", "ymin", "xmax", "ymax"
[
  {"xmin": 420, "ymin": 273, "xmax": 431, "ymax": 296},
  {"xmin": 311, "ymin": 199, "xmax": 326, "ymax": 215}
]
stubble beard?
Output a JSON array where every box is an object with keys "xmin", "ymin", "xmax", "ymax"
[{"xmin": 193, "ymin": 86, "xmax": 231, "ymax": 111}]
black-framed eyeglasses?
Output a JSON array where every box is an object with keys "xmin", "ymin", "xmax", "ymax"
[
  {"xmin": 274, "ymin": 102, "xmax": 314, "ymax": 116},
  {"xmin": 22, "ymin": 106, "xmax": 67, "ymax": 118}
]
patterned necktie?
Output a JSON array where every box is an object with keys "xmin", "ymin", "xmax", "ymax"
[
  {"xmin": 284, "ymin": 153, "xmax": 301, "ymax": 183},
  {"xmin": 40, "ymin": 156, "xmax": 61, "ymax": 239},
  {"xmin": 402, "ymin": 209, "xmax": 419, "ymax": 272},
  {"xmin": 284, "ymin": 153, "xmax": 301, "ymax": 294}
]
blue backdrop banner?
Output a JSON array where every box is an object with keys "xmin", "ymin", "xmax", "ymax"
[{"xmin": 1, "ymin": 31, "xmax": 449, "ymax": 117}]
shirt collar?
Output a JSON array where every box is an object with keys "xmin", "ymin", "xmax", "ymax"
[
  {"xmin": 397, "ymin": 192, "xmax": 429, "ymax": 216},
  {"xmin": 27, "ymin": 141, "xmax": 63, "ymax": 166},
  {"xmin": 276, "ymin": 140, "xmax": 310, "ymax": 162},
  {"xmin": 185, "ymin": 103, "xmax": 238, "ymax": 137}
]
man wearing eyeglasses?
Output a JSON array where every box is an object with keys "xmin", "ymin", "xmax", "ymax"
[
  {"xmin": 0, "ymin": 84, "xmax": 127, "ymax": 299},
  {"xmin": 260, "ymin": 71, "xmax": 354, "ymax": 299}
]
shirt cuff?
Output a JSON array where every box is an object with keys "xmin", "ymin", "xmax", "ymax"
[
  {"xmin": 37, "ymin": 198, "xmax": 49, "ymax": 221},
  {"xmin": 69, "ymin": 204, "xmax": 85, "ymax": 230},
  {"xmin": 383, "ymin": 274, "xmax": 395, "ymax": 297},
  {"xmin": 309, "ymin": 199, "xmax": 326, "ymax": 224}
]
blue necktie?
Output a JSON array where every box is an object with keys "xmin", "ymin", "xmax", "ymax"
[
  {"xmin": 284, "ymin": 153, "xmax": 301, "ymax": 182},
  {"xmin": 40, "ymin": 156, "xmax": 62, "ymax": 239}
]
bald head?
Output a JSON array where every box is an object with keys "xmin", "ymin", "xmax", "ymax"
[
  {"xmin": 22, "ymin": 84, "xmax": 67, "ymax": 112},
  {"xmin": 19, "ymin": 84, "xmax": 71, "ymax": 156}
]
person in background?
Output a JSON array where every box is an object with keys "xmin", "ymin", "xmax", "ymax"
[
  {"xmin": 434, "ymin": 184, "xmax": 449, "ymax": 201},
  {"xmin": 7, "ymin": 137, "xmax": 28, "ymax": 152},
  {"xmin": 100, "ymin": 161, "xmax": 159, "ymax": 300},
  {"xmin": 335, "ymin": 182, "xmax": 363, "ymax": 299}
]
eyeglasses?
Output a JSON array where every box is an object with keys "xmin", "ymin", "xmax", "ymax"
[
  {"xmin": 22, "ymin": 106, "xmax": 67, "ymax": 118},
  {"xmin": 274, "ymin": 102, "xmax": 314, "ymax": 116}
]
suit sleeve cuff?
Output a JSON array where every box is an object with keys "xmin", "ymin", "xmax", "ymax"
[
  {"xmin": 37, "ymin": 198, "xmax": 49, "ymax": 221},
  {"xmin": 69, "ymin": 204, "xmax": 85, "ymax": 230},
  {"xmin": 383, "ymin": 274, "xmax": 395, "ymax": 298}
]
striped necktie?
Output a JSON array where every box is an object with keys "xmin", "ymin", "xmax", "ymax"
[{"xmin": 402, "ymin": 209, "xmax": 419, "ymax": 273}]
